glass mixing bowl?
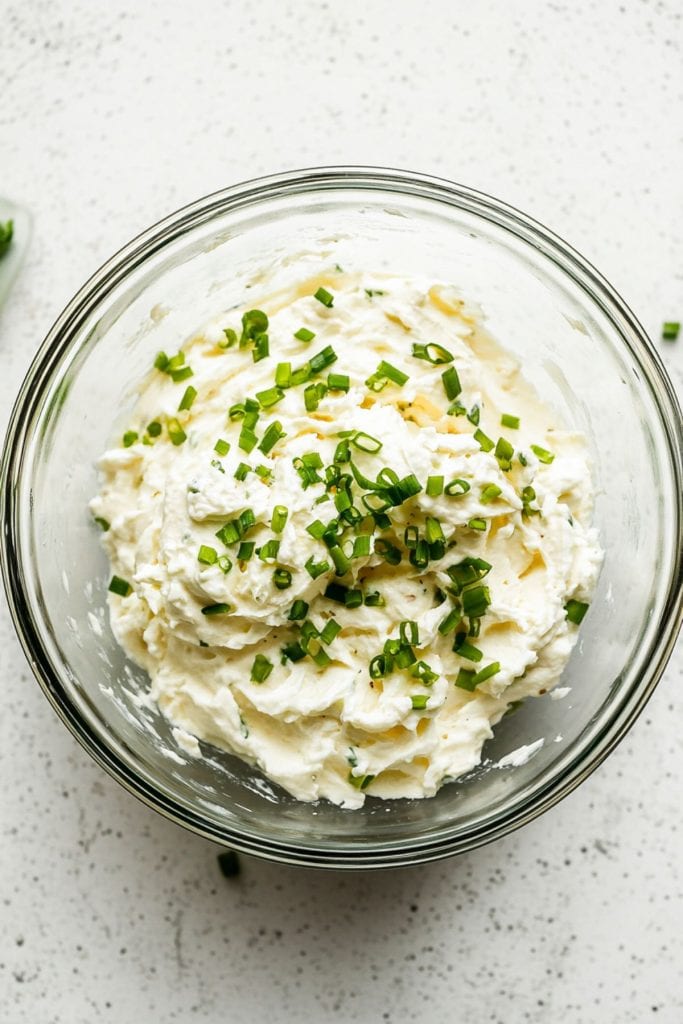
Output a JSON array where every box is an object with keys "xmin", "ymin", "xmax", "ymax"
[{"xmin": 2, "ymin": 168, "xmax": 682, "ymax": 869}]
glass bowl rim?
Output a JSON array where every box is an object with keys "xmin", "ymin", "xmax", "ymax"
[{"xmin": 2, "ymin": 165, "xmax": 682, "ymax": 869}]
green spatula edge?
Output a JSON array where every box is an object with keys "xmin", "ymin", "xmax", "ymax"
[{"xmin": 0, "ymin": 198, "xmax": 31, "ymax": 312}]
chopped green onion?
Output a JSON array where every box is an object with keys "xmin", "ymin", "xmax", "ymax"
[
  {"xmin": 468, "ymin": 616, "xmax": 481, "ymax": 638},
  {"xmin": 409, "ymin": 539, "xmax": 430, "ymax": 570},
  {"xmin": 122, "ymin": 430, "xmax": 138, "ymax": 448},
  {"xmin": 282, "ymin": 640, "xmax": 306, "ymax": 662},
  {"xmin": 252, "ymin": 334, "xmax": 270, "ymax": 362},
  {"xmin": 294, "ymin": 327, "xmax": 315, "ymax": 342},
  {"xmin": 234, "ymin": 462, "xmax": 251, "ymax": 481},
  {"xmin": 501, "ymin": 413, "xmax": 520, "ymax": 429},
  {"xmin": 324, "ymin": 582, "xmax": 348, "ymax": 604},
  {"xmin": 304, "ymin": 381, "xmax": 326, "ymax": 411},
  {"xmin": 462, "ymin": 584, "xmax": 491, "ymax": 618},
  {"xmin": 201, "ymin": 602, "xmax": 232, "ymax": 616},
  {"xmin": 214, "ymin": 438, "xmax": 230, "ymax": 456},
  {"xmin": 377, "ymin": 360, "xmax": 409, "ymax": 386},
  {"xmin": 288, "ymin": 599, "xmax": 309, "ymax": 620},
  {"xmin": 271, "ymin": 506, "xmax": 288, "ymax": 533},
  {"xmin": 147, "ymin": 421, "xmax": 162, "ymax": 438},
  {"xmin": 448, "ymin": 400, "xmax": 467, "ymax": 417},
  {"xmin": 198, "ymin": 545, "xmax": 217, "ymax": 565},
  {"xmin": 400, "ymin": 620, "xmax": 419, "ymax": 646},
  {"xmin": 251, "ymin": 653, "xmax": 273, "ymax": 683},
  {"xmin": 154, "ymin": 351, "xmax": 169, "ymax": 371},
  {"xmin": 565, "ymin": 599, "xmax": 590, "ymax": 624},
  {"xmin": 178, "ymin": 385, "xmax": 197, "ymax": 412},
  {"xmin": 404, "ymin": 525, "xmax": 419, "ymax": 550},
  {"xmin": 411, "ymin": 694, "xmax": 429, "ymax": 711},
  {"xmin": 467, "ymin": 517, "xmax": 487, "ymax": 531},
  {"xmin": 305, "ymin": 555, "xmax": 330, "ymax": 579},
  {"xmin": 447, "ymin": 557, "xmax": 492, "ymax": 590},
  {"xmin": 170, "ymin": 366, "xmax": 194, "ymax": 383},
  {"xmin": 167, "ymin": 419, "xmax": 187, "ymax": 446},
  {"xmin": 369, "ymin": 654, "xmax": 390, "ymax": 679},
  {"xmin": 320, "ymin": 619, "xmax": 341, "ymax": 645},
  {"xmin": 394, "ymin": 474, "xmax": 422, "ymax": 502},
  {"xmin": 351, "ymin": 431, "xmax": 382, "ymax": 454},
  {"xmin": 237, "ymin": 541, "xmax": 255, "ymax": 561},
  {"xmin": 220, "ymin": 327, "xmax": 237, "ymax": 348},
  {"xmin": 306, "ymin": 520, "xmax": 327, "ymax": 540},
  {"xmin": 216, "ymin": 521, "xmax": 240, "ymax": 546},
  {"xmin": 453, "ymin": 637, "xmax": 483, "ymax": 662},
  {"xmin": 441, "ymin": 366, "xmax": 462, "ymax": 401},
  {"xmin": 328, "ymin": 372, "xmax": 350, "ymax": 392},
  {"xmin": 426, "ymin": 475, "xmax": 444, "ymax": 497},
  {"xmin": 365, "ymin": 372, "xmax": 388, "ymax": 392},
  {"xmin": 495, "ymin": 437, "xmax": 514, "ymax": 471},
  {"xmin": 474, "ymin": 428, "xmax": 494, "ymax": 453},
  {"xmin": 273, "ymin": 567, "xmax": 292, "ymax": 590},
  {"xmin": 394, "ymin": 645, "xmax": 417, "ymax": 669},
  {"xmin": 93, "ymin": 516, "xmax": 110, "ymax": 532},
  {"xmin": 480, "ymin": 484, "xmax": 502, "ymax": 505},
  {"xmin": 258, "ymin": 539, "xmax": 280, "ymax": 562},
  {"xmin": 309, "ymin": 345, "xmax": 338, "ymax": 374},
  {"xmin": 411, "ymin": 661, "xmax": 439, "ymax": 685},
  {"xmin": 345, "ymin": 588, "xmax": 364, "ymax": 608},
  {"xmin": 275, "ymin": 362, "xmax": 292, "ymax": 388},
  {"xmin": 455, "ymin": 668, "xmax": 477, "ymax": 691},
  {"xmin": 108, "ymin": 575, "xmax": 132, "ymax": 597},
  {"xmin": 374, "ymin": 538, "xmax": 401, "ymax": 565},
  {"xmin": 472, "ymin": 662, "xmax": 501, "ymax": 686},
  {"xmin": 444, "ymin": 478, "xmax": 470, "ymax": 498},
  {"xmin": 428, "ymin": 539, "xmax": 446, "ymax": 560},
  {"xmin": 289, "ymin": 363, "xmax": 312, "ymax": 387},
  {"xmin": 662, "ymin": 322, "xmax": 680, "ymax": 341},
  {"xmin": 255, "ymin": 464, "xmax": 273, "ymax": 482},
  {"xmin": 438, "ymin": 606, "xmax": 462, "ymax": 635},
  {"xmin": 240, "ymin": 310, "xmax": 268, "ymax": 348},
  {"xmin": 411, "ymin": 342, "xmax": 454, "ymax": 364},
  {"xmin": 329, "ymin": 545, "xmax": 351, "ymax": 576},
  {"xmin": 238, "ymin": 426, "xmax": 258, "ymax": 453},
  {"xmin": 352, "ymin": 535, "xmax": 371, "ymax": 558},
  {"xmin": 256, "ymin": 386, "xmax": 284, "ymax": 409},
  {"xmin": 531, "ymin": 444, "xmax": 555, "ymax": 464},
  {"xmin": 425, "ymin": 516, "xmax": 445, "ymax": 544},
  {"xmin": 314, "ymin": 286, "xmax": 334, "ymax": 307},
  {"xmin": 229, "ymin": 402, "xmax": 246, "ymax": 421},
  {"xmin": 258, "ymin": 421, "xmax": 286, "ymax": 455},
  {"xmin": 166, "ymin": 352, "xmax": 185, "ymax": 373},
  {"xmin": 348, "ymin": 772, "xmax": 375, "ymax": 790},
  {"xmin": 217, "ymin": 555, "xmax": 232, "ymax": 574},
  {"xmin": 243, "ymin": 398, "xmax": 260, "ymax": 427}
]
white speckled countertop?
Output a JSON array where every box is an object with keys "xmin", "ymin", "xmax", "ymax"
[{"xmin": 1, "ymin": 1, "xmax": 682, "ymax": 1021}]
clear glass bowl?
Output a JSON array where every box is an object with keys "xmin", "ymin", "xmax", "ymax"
[{"xmin": 2, "ymin": 168, "xmax": 682, "ymax": 869}]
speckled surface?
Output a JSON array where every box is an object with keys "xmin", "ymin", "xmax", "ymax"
[{"xmin": 1, "ymin": 1, "xmax": 682, "ymax": 1021}]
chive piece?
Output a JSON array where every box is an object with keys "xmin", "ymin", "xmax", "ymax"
[
  {"xmin": 237, "ymin": 541, "xmax": 255, "ymax": 561},
  {"xmin": 214, "ymin": 438, "xmax": 230, "ymax": 456},
  {"xmin": 252, "ymin": 334, "xmax": 270, "ymax": 362},
  {"xmin": 273, "ymin": 567, "xmax": 292, "ymax": 590},
  {"xmin": 467, "ymin": 405, "xmax": 480, "ymax": 426},
  {"xmin": 198, "ymin": 545, "xmax": 217, "ymax": 565},
  {"xmin": 411, "ymin": 694, "xmax": 429, "ymax": 711},
  {"xmin": 306, "ymin": 520, "xmax": 327, "ymax": 540},
  {"xmin": 256, "ymin": 386, "xmax": 284, "ymax": 409},
  {"xmin": 411, "ymin": 342, "xmax": 453, "ymax": 364},
  {"xmin": 178, "ymin": 385, "xmax": 197, "ymax": 412},
  {"xmin": 351, "ymin": 431, "xmax": 383, "ymax": 454},
  {"xmin": 167, "ymin": 419, "xmax": 187, "ymax": 446},
  {"xmin": 170, "ymin": 366, "xmax": 194, "ymax": 383},
  {"xmin": 565, "ymin": 599, "xmax": 590, "ymax": 624},
  {"xmin": 94, "ymin": 516, "xmax": 110, "ymax": 532},
  {"xmin": 445, "ymin": 478, "xmax": 470, "ymax": 497},
  {"xmin": 662, "ymin": 322, "xmax": 680, "ymax": 341},
  {"xmin": 404, "ymin": 525, "xmax": 419, "ymax": 550},
  {"xmin": 400, "ymin": 620, "xmax": 419, "ymax": 646},
  {"xmin": 251, "ymin": 653, "xmax": 273, "ymax": 682},
  {"xmin": 305, "ymin": 556, "xmax": 330, "ymax": 579},
  {"xmin": 271, "ymin": 506, "xmax": 288, "ymax": 533},
  {"xmin": 345, "ymin": 588, "xmax": 364, "ymax": 608},
  {"xmin": 474, "ymin": 428, "xmax": 494, "ymax": 453},
  {"xmin": 462, "ymin": 584, "xmax": 491, "ymax": 618},
  {"xmin": 258, "ymin": 421, "xmax": 285, "ymax": 455},
  {"xmin": 255, "ymin": 464, "xmax": 273, "ymax": 482},
  {"xmin": 352, "ymin": 535, "xmax": 371, "ymax": 558},
  {"xmin": 448, "ymin": 400, "xmax": 467, "ymax": 417},
  {"xmin": 377, "ymin": 467, "xmax": 399, "ymax": 488},
  {"xmin": 282, "ymin": 640, "xmax": 306, "ymax": 662},
  {"xmin": 425, "ymin": 516, "xmax": 445, "ymax": 544},
  {"xmin": 324, "ymin": 582, "xmax": 348, "ymax": 604},
  {"xmin": 369, "ymin": 655, "xmax": 390, "ymax": 679},
  {"xmin": 258, "ymin": 539, "xmax": 280, "ymax": 562},
  {"xmin": 234, "ymin": 462, "xmax": 250, "ymax": 481},
  {"xmin": 365, "ymin": 372, "xmax": 388, "ymax": 392},
  {"xmin": 215, "ymin": 521, "xmax": 240, "ymax": 546},
  {"xmin": 334, "ymin": 439, "xmax": 351, "ymax": 463},
  {"xmin": 395, "ymin": 474, "xmax": 422, "ymax": 502},
  {"xmin": 377, "ymin": 360, "xmax": 409, "ymax": 386},
  {"xmin": 304, "ymin": 382, "xmax": 324, "ymax": 412},
  {"xmin": 531, "ymin": 444, "xmax": 555, "ymax": 464},
  {"xmin": 453, "ymin": 637, "xmax": 483, "ymax": 662},
  {"xmin": 447, "ymin": 557, "xmax": 492, "ymax": 589},
  {"xmin": 441, "ymin": 366, "xmax": 462, "ymax": 401},
  {"xmin": 108, "ymin": 575, "xmax": 132, "ymax": 597},
  {"xmin": 238, "ymin": 426, "xmax": 258, "ymax": 453},
  {"xmin": 147, "ymin": 421, "xmax": 162, "ymax": 438},
  {"xmin": 166, "ymin": 352, "xmax": 185, "ymax": 372},
  {"xmin": 201, "ymin": 602, "xmax": 232, "ymax": 616},
  {"xmin": 438, "ymin": 607, "xmax": 462, "ymax": 635},
  {"xmin": 467, "ymin": 517, "xmax": 487, "ymax": 531},
  {"xmin": 320, "ymin": 619, "xmax": 342, "ymax": 644},
  {"xmin": 314, "ymin": 286, "xmax": 334, "ymax": 307},
  {"xmin": 240, "ymin": 309, "xmax": 268, "ymax": 347},
  {"xmin": 348, "ymin": 771, "xmax": 375, "ymax": 790},
  {"xmin": 217, "ymin": 555, "xmax": 232, "ymax": 574},
  {"xmin": 518, "ymin": 452, "xmax": 528, "ymax": 467},
  {"xmin": 229, "ymin": 403, "xmax": 246, "ymax": 421},
  {"xmin": 480, "ymin": 484, "xmax": 502, "ymax": 505},
  {"xmin": 374, "ymin": 538, "xmax": 401, "ymax": 565},
  {"xmin": 154, "ymin": 351, "xmax": 169, "ymax": 371},
  {"xmin": 217, "ymin": 850, "xmax": 240, "ymax": 877},
  {"xmin": 220, "ymin": 328, "xmax": 238, "ymax": 349},
  {"xmin": 472, "ymin": 662, "xmax": 501, "ymax": 686},
  {"xmin": 294, "ymin": 327, "xmax": 316, "ymax": 342},
  {"xmin": 409, "ymin": 539, "xmax": 429, "ymax": 570},
  {"xmin": 329, "ymin": 545, "xmax": 351, "ymax": 576},
  {"xmin": 275, "ymin": 363, "xmax": 292, "ymax": 390},
  {"xmin": 394, "ymin": 645, "xmax": 416, "ymax": 669},
  {"xmin": 288, "ymin": 599, "xmax": 309, "ymax": 620},
  {"xmin": 501, "ymin": 413, "xmax": 520, "ymax": 429},
  {"xmin": 426, "ymin": 475, "xmax": 444, "ymax": 497},
  {"xmin": 495, "ymin": 437, "xmax": 514, "ymax": 471},
  {"xmin": 328, "ymin": 372, "xmax": 350, "ymax": 392},
  {"xmin": 455, "ymin": 668, "xmax": 477, "ymax": 691},
  {"xmin": 122, "ymin": 430, "xmax": 138, "ymax": 448},
  {"xmin": 309, "ymin": 346, "xmax": 338, "ymax": 375},
  {"xmin": 411, "ymin": 661, "xmax": 439, "ymax": 685},
  {"xmin": 289, "ymin": 363, "xmax": 312, "ymax": 387},
  {"xmin": 468, "ymin": 616, "xmax": 481, "ymax": 638}
]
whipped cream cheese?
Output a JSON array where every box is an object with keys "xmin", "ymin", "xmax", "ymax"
[{"xmin": 91, "ymin": 272, "xmax": 602, "ymax": 808}]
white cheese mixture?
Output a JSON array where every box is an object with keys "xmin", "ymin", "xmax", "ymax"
[{"xmin": 91, "ymin": 272, "xmax": 602, "ymax": 808}]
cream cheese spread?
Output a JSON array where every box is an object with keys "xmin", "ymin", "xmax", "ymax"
[{"xmin": 91, "ymin": 272, "xmax": 602, "ymax": 808}]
